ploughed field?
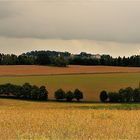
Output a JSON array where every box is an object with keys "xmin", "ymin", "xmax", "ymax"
[
  {"xmin": 0, "ymin": 65, "xmax": 140, "ymax": 75},
  {"xmin": 0, "ymin": 99, "xmax": 140, "ymax": 140},
  {"xmin": 0, "ymin": 65, "xmax": 140, "ymax": 101}
]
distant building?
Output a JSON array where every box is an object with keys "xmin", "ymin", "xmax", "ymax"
[
  {"xmin": 91, "ymin": 54, "xmax": 101, "ymax": 59},
  {"xmin": 71, "ymin": 53, "xmax": 101, "ymax": 59}
]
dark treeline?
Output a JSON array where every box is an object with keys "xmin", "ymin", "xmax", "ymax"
[
  {"xmin": 0, "ymin": 51, "xmax": 69, "ymax": 67},
  {"xmin": 54, "ymin": 88, "xmax": 84, "ymax": 101},
  {"xmin": 70, "ymin": 54, "xmax": 140, "ymax": 67},
  {"xmin": 100, "ymin": 86, "xmax": 140, "ymax": 103},
  {"xmin": 0, "ymin": 83, "xmax": 48, "ymax": 101},
  {"xmin": 0, "ymin": 83, "xmax": 84, "ymax": 102},
  {"xmin": 0, "ymin": 50, "xmax": 140, "ymax": 67}
]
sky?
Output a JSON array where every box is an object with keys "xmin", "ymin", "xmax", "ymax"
[{"xmin": 0, "ymin": 0, "xmax": 140, "ymax": 57}]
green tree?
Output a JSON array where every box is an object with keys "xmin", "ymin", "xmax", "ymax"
[
  {"xmin": 54, "ymin": 89, "xmax": 65, "ymax": 100},
  {"xmin": 65, "ymin": 91, "xmax": 74, "ymax": 102},
  {"xmin": 31, "ymin": 85, "xmax": 40, "ymax": 100},
  {"xmin": 52, "ymin": 56, "xmax": 68, "ymax": 67},
  {"xmin": 124, "ymin": 87, "xmax": 133, "ymax": 102},
  {"xmin": 100, "ymin": 90, "xmax": 108, "ymax": 102},
  {"xmin": 39, "ymin": 86, "xmax": 48, "ymax": 100},
  {"xmin": 108, "ymin": 92, "xmax": 120, "ymax": 102},
  {"xmin": 37, "ymin": 53, "xmax": 50, "ymax": 65},
  {"xmin": 133, "ymin": 88, "xmax": 140, "ymax": 102},
  {"xmin": 74, "ymin": 89, "xmax": 83, "ymax": 101},
  {"xmin": 21, "ymin": 83, "xmax": 32, "ymax": 99},
  {"xmin": 119, "ymin": 87, "xmax": 133, "ymax": 102}
]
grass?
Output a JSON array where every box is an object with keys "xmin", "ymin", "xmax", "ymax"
[
  {"xmin": 0, "ymin": 73, "xmax": 140, "ymax": 101},
  {"xmin": 78, "ymin": 103, "xmax": 140, "ymax": 110},
  {"xmin": 0, "ymin": 99, "xmax": 140, "ymax": 140}
]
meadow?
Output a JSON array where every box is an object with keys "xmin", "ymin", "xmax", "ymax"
[
  {"xmin": 0, "ymin": 99, "xmax": 140, "ymax": 140},
  {"xmin": 0, "ymin": 73, "xmax": 140, "ymax": 101}
]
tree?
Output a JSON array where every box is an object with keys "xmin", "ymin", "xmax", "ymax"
[
  {"xmin": 108, "ymin": 92, "xmax": 120, "ymax": 102},
  {"xmin": 13, "ymin": 85, "xmax": 22, "ymax": 98},
  {"xmin": 119, "ymin": 87, "xmax": 133, "ymax": 102},
  {"xmin": 74, "ymin": 89, "xmax": 83, "ymax": 101},
  {"xmin": 36, "ymin": 53, "xmax": 50, "ymax": 65},
  {"xmin": 1, "ymin": 83, "xmax": 15, "ymax": 96},
  {"xmin": 21, "ymin": 83, "xmax": 32, "ymax": 99},
  {"xmin": 65, "ymin": 91, "xmax": 74, "ymax": 101},
  {"xmin": 38, "ymin": 86, "xmax": 48, "ymax": 100},
  {"xmin": 31, "ymin": 85, "xmax": 40, "ymax": 100},
  {"xmin": 54, "ymin": 89, "xmax": 65, "ymax": 100},
  {"xmin": 124, "ymin": 87, "xmax": 133, "ymax": 102},
  {"xmin": 0, "ymin": 83, "xmax": 49, "ymax": 101},
  {"xmin": 52, "ymin": 57, "xmax": 68, "ymax": 67},
  {"xmin": 133, "ymin": 88, "xmax": 140, "ymax": 102},
  {"xmin": 100, "ymin": 90, "xmax": 108, "ymax": 102}
]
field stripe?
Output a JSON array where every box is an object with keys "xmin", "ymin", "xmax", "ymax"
[{"xmin": 0, "ymin": 72, "xmax": 139, "ymax": 77}]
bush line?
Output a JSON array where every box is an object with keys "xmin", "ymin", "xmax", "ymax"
[
  {"xmin": 54, "ymin": 88, "xmax": 84, "ymax": 102},
  {"xmin": 100, "ymin": 87, "xmax": 140, "ymax": 103},
  {"xmin": 0, "ymin": 83, "xmax": 84, "ymax": 102},
  {"xmin": 0, "ymin": 83, "xmax": 48, "ymax": 101}
]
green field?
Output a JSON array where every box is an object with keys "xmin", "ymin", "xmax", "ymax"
[{"xmin": 0, "ymin": 73, "xmax": 140, "ymax": 101}]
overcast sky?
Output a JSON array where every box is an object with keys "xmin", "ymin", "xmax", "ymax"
[{"xmin": 0, "ymin": 0, "xmax": 140, "ymax": 57}]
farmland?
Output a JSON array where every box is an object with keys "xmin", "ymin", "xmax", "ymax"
[
  {"xmin": 0, "ymin": 65, "xmax": 140, "ymax": 101},
  {"xmin": 0, "ymin": 65, "xmax": 140, "ymax": 75},
  {"xmin": 0, "ymin": 99, "xmax": 140, "ymax": 140},
  {"xmin": 0, "ymin": 65, "xmax": 140, "ymax": 140}
]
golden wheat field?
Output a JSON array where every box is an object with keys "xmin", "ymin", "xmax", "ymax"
[{"xmin": 0, "ymin": 99, "xmax": 140, "ymax": 140}]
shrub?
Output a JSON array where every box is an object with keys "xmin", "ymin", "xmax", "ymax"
[
  {"xmin": 65, "ymin": 91, "xmax": 74, "ymax": 101},
  {"xmin": 100, "ymin": 90, "xmax": 108, "ymax": 102},
  {"xmin": 74, "ymin": 89, "xmax": 83, "ymax": 101},
  {"xmin": 54, "ymin": 89, "xmax": 65, "ymax": 100}
]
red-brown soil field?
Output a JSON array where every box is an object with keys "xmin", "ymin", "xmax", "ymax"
[{"xmin": 0, "ymin": 65, "xmax": 140, "ymax": 75}]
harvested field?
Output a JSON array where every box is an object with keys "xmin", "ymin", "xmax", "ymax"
[
  {"xmin": 0, "ymin": 65, "xmax": 140, "ymax": 75},
  {"xmin": 0, "ymin": 99, "xmax": 139, "ymax": 140}
]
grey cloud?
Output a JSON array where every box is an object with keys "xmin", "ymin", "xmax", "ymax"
[
  {"xmin": 0, "ymin": 2, "xmax": 19, "ymax": 19},
  {"xmin": 0, "ymin": 0, "xmax": 140, "ymax": 43}
]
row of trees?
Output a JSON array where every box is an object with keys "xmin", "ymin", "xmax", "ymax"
[
  {"xmin": 54, "ymin": 89, "xmax": 84, "ymax": 101},
  {"xmin": 0, "ymin": 51, "xmax": 68, "ymax": 67},
  {"xmin": 0, "ymin": 83, "xmax": 83, "ymax": 102},
  {"xmin": 0, "ymin": 51, "xmax": 140, "ymax": 67},
  {"xmin": 70, "ymin": 55, "xmax": 140, "ymax": 67},
  {"xmin": 0, "ymin": 83, "xmax": 48, "ymax": 101},
  {"xmin": 100, "ymin": 87, "xmax": 140, "ymax": 103}
]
